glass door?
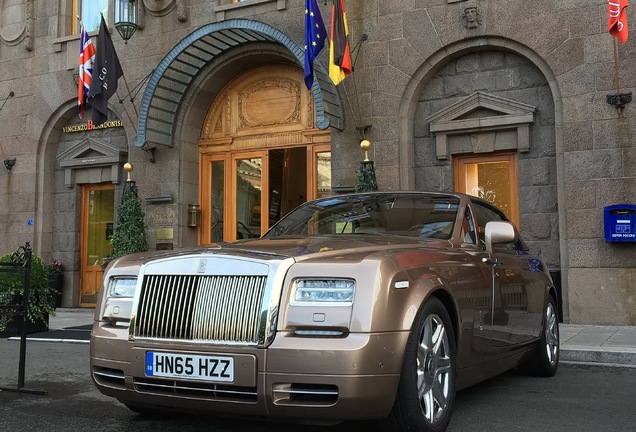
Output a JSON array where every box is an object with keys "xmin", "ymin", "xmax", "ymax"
[
  {"xmin": 80, "ymin": 184, "xmax": 115, "ymax": 306},
  {"xmin": 309, "ymin": 145, "xmax": 332, "ymax": 200},
  {"xmin": 201, "ymin": 155, "xmax": 227, "ymax": 244},
  {"xmin": 200, "ymin": 145, "xmax": 331, "ymax": 244},
  {"xmin": 233, "ymin": 152, "xmax": 267, "ymax": 241}
]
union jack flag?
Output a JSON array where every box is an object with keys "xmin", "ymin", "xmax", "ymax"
[{"xmin": 78, "ymin": 24, "xmax": 96, "ymax": 119}]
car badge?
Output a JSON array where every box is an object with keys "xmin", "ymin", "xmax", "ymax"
[{"xmin": 198, "ymin": 259, "xmax": 207, "ymax": 273}]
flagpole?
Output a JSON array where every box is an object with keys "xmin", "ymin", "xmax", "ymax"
[
  {"xmin": 116, "ymin": 88, "xmax": 137, "ymax": 133},
  {"xmin": 122, "ymin": 75, "xmax": 138, "ymax": 118},
  {"xmin": 613, "ymin": 37, "xmax": 621, "ymax": 95}
]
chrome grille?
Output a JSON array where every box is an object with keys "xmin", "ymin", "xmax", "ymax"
[{"xmin": 134, "ymin": 274, "xmax": 268, "ymax": 345}]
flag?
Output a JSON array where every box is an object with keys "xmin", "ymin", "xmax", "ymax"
[
  {"xmin": 77, "ymin": 23, "xmax": 96, "ymax": 119},
  {"xmin": 608, "ymin": 0, "xmax": 629, "ymax": 44},
  {"xmin": 329, "ymin": 0, "xmax": 352, "ymax": 85},
  {"xmin": 87, "ymin": 15, "xmax": 124, "ymax": 127},
  {"xmin": 304, "ymin": 0, "xmax": 327, "ymax": 90}
]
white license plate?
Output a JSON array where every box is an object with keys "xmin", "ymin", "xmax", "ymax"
[{"xmin": 145, "ymin": 352, "xmax": 234, "ymax": 382}]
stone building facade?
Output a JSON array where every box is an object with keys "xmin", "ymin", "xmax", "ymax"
[{"xmin": 0, "ymin": 0, "xmax": 634, "ymax": 324}]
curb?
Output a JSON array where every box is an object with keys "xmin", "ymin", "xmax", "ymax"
[
  {"xmin": 8, "ymin": 336, "xmax": 89, "ymax": 344},
  {"xmin": 560, "ymin": 346, "xmax": 636, "ymax": 366}
]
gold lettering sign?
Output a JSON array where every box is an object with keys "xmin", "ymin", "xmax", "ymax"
[{"xmin": 62, "ymin": 120, "xmax": 123, "ymax": 133}]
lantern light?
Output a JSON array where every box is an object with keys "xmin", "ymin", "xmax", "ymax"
[{"xmin": 115, "ymin": 0, "xmax": 138, "ymax": 43}]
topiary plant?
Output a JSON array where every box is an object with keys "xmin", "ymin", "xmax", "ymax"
[
  {"xmin": 110, "ymin": 181, "xmax": 149, "ymax": 259},
  {"xmin": 0, "ymin": 251, "xmax": 54, "ymax": 332}
]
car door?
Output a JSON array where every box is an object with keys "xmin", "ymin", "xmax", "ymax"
[{"xmin": 472, "ymin": 201, "xmax": 538, "ymax": 348}]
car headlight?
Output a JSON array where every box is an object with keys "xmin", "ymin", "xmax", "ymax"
[
  {"xmin": 107, "ymin": 277, "xmax": 137, "ymax": 298},
  {"xmin": 103, "ymin": 277, "xmax": 137, "ymax": 325},
  {"xmin": 292, "ymin": 278, "xmax": 355, "ymax": 305}
]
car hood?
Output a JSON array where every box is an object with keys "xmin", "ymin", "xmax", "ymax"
[{"xmin": 106, "ymin": 235, "xmax": 451, "ymax": 269}]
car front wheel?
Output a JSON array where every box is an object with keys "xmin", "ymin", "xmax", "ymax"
[{"xmin": 389, "ymin": 297, "xmax": 456, "ymax": 432}]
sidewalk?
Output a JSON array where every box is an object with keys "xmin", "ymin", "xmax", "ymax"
[
  {"xmin": 560, "ymin": 324, "xmax": 636, "ymax": 366},
  {"xmin": 16, "ymin": 309, "xmax": 636, "ymax": 367}
]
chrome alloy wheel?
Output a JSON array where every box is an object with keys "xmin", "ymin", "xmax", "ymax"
[
  {"xmin": 544, "ymin": 301, "xmax": 559, "ymax": 366},
  {"xmin": 417, "ymin": 313, "xmax": 452, "ymax": 425}
]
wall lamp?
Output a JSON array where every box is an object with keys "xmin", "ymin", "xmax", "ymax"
[
  {"xmin": 187, "ymin": 204, "xmax": 200, "ymax": 228},
  {"xmin": 4, "ymin": 158, "xmax": 16, "ymax": 171},
  {"xmin": 115, "ymin": 0, "xmax": 139, "ymax": 43}
]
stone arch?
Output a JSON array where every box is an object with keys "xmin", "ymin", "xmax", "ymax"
[
  {"xmin": 398, "ymin": 37, "xmax": 562, "ymax": 190},
  {"xmin": 398, "ymin": 36, "xmax": 568, "ymax": 320},
  {"xmin": 33, "ymin": 100, "xmax": 133, "ymax": 305},
  {"xmin": 133, "ymin": 19, "xmax": 343, "ymax": 150}
]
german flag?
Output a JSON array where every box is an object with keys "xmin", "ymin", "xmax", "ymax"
[{"xmin": 329, "ymin": 0, "xmax": 352, "ymax": 85}]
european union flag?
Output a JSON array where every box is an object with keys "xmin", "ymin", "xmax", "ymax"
[{"xmin": 304, "ymin": 0, "xmax": 327, "ymax": 90}]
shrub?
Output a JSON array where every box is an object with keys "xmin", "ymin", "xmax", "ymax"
[{"xmin": 110, "ymin": 182, "xmax": 148, "ymax": 259}]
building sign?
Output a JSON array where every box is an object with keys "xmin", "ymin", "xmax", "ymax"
[{"xmin": 62, "ymin": 120, "xmax": 123, "ymax": 133}]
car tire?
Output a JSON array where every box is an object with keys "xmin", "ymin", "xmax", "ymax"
[
  {"xmin": 520, "ymin": 295, "xmax": 559, "ymax": 377},
  {"xmin": 389, "ymin": 297, "xmax": 456, "ymax": 432}
]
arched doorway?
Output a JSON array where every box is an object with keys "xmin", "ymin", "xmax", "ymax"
[{"xmin": 198, "ymin": 64, "xmax": 331, "ymax": 243}]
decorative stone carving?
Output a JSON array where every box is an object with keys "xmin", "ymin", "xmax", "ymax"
[
  {"xmin": 201, "ymin": 65, "xmax": 314, "ymax": 143},
  {"xmin": 0, "ymin": 0, "xmax": 32, "ymax": 48},
  {"xmin": 141, "ymin": 0, "xmax": 187, "ymax": 21},
  {"xmin": 462, "ymin": 0, "xmax": 482, "ymax": 29},
  {"xmin": 25, "ymin": 0, "xmax": 32, "ymax": 51}
]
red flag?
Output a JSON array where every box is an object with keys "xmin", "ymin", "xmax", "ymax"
[
  {"xmin": 608, "ymin": 0, "xmax": 629, "ymax": 44},
  {"xmin": 329, "ymin": 0, "xmax": 352, "ymax": 85},
  {"xmin": 78, "ymin": 23, "xmax": 96, "ymax": 119}
]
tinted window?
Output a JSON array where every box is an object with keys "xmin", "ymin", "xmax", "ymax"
[{"xmin": 265, "ymin": 194, "xmax": 460, "ymax": 239}]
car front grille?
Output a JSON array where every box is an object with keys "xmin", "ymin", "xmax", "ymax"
[{"xmin": 133, "ymin": 274, "xmax": 268, "ymax": 345}]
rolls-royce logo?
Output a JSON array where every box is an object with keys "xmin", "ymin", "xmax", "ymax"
[{"xmin": 198, "ymin": 259, "xmax": 207, "ymax": 273}]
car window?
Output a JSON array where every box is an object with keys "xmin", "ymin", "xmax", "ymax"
[
  {"xmin": 265, "ymin": 194, "xmax": 460, "ymax": 239},
  {"xmin": 471, "ymin": 200, "xmax": 526, "ymax": 252},
  {"xmin": 460, "ymin": 206, "xmax": 477, "ymax": 244}
]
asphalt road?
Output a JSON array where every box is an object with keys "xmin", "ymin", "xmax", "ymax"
[{"xmin": 0, "ymin": 340, "xmax": 634, "ymax": 432}]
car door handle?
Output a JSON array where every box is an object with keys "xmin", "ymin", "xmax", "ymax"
[{"xmin": 482, "ymin": 257, "xmax": 502, "ymax": 266}]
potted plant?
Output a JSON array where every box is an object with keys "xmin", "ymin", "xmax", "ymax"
[
  {"xmin": 0, "ymin": 251, "xmax": 55, "ymax": 336},
  {"xmin": 109, "ymin": 180, "xmax": 148, "ymax": 260},
  {"xmin": 47, "ymin": 260, "xmax": 64, "ymax": 308}
]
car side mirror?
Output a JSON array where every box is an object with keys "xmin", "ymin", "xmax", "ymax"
[{"xmin": 484, "ymin": 221, "xmax": 517, "ymax": 253}]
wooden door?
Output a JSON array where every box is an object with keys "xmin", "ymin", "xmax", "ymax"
[{"xmin": 80, "ymin": 184, "xmax": 115, "ymax": 306}]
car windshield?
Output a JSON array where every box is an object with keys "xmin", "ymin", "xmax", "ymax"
[{"xmin": 264, "ymin": 194, "xmax": 460, "ymax": 239}]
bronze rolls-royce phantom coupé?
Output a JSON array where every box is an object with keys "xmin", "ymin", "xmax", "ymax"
[{"xmin": 90, "ymin": 191, "xmax": 559, "ymax": 432}]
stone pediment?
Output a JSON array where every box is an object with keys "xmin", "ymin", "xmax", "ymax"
[
  {"xmin": 427, "ymin": 91, "xmax": 536, "ymax": 133},
  {"xmin": 426, "ymin": 92, "xmax": 536, "ymax": 160},
  {"xmin": 57, "ymin": 138, "xmax": 128, "ymax": 187},
  {"xmin": 57, "ymin": 138, "xmax": 127, "ymax": 166}
]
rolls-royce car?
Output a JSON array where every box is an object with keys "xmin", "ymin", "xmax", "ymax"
[{"xmin": 90, "ymin": 191, "xmax": 559, "ymax": 432}]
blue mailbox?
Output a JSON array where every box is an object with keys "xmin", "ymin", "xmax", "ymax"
[{"xmin": 604, "ymin": 204, "xmax": 636, "ymax": 242}]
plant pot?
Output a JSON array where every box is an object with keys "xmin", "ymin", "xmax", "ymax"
[
  {"xmin": 48, "ymin": 273, "xmax": 64, "ymax": 309},
  {"xmin": 0, "ymin": 312, "xmax": 49, "ymax": 337}
]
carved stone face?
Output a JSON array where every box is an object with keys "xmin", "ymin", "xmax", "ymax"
[
  {"xmin": 463, "ymin": 6, "xmax": 480, "ymax": 29},
  {"xmin": 465, "ymin": 8, "xmax": 477, "ymax": 22}
]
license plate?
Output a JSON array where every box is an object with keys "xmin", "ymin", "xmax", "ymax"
[{"xmin": 145, "ymin": 352, "xmax": 234, "ymax": 382}]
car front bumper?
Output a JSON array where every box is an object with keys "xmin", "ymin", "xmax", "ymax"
[{"xmin": 89, "ymin": 324, "xmax": 408, "ymax": 421}]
